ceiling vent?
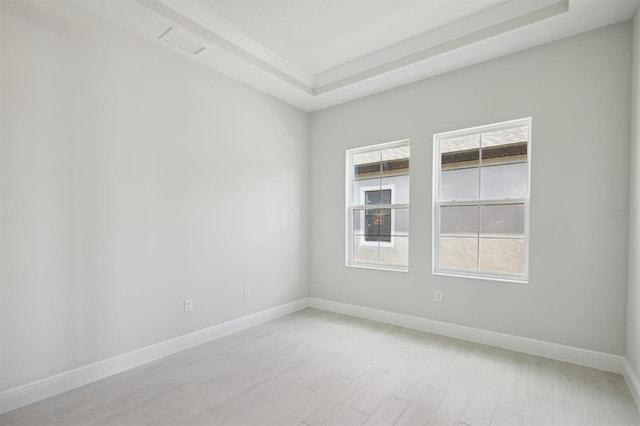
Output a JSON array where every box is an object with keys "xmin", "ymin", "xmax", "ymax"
[{"xmin": 159, "ymin": 27, "xmax": 206, "ymax": 55}]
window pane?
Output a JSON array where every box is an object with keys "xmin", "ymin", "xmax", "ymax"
[
  {"xmin": 353, "ymin": 235, "xmax": 379, "ymax": 264},
  {"xmin": 439, "ymin": 236, "xmax": 478, "ymax": 271},
  {"xmin": 353, "ymin": 208, "xmax": 389, "ymax": 242},
  {"xmin": 353, "ymin": 209, "xmax": 366, "ymax": 236},
  {"xmin": 480, "ymin": 162, "xmax": 528, "ymax": 200},
  {"xmin": 380, "ymin": 235, "xmax": 408, "ymax": 267},
  {"xmin": 364, "ymin": 209, "xmax": 391, "ymax": 242},
  {"xmin": 381, "ymin": 145, "xmax": 410, "ymax": 179},
  {"xmin": 441, "ymin": 168, "xmax": 479, "ymax": 201},
  {"xmin": 392, "ymin": 208, "xmax": 409, "ymax": 236},
  {"xmin": 355, "ymin": 207, "xmax": 408, "ymax": 242},
  {"xmin": 440, "ymin": 205, "xmax": 478, "ymax": 236},
  {"xmin": 364, "ymin": 189, "xmax": 391, "ymax": 205},
  {"xmin": 353, "ymin": 150, "xmax": 381, "ymax": 182},
  {"xmin": 352, "ymin": 178, "xmax": 380, "ymax": 205},
  {"xmin": 380, "ymin": 174, "xmax": 409, "ymax": 204},
  {"xmin": 481, "ymin": 126, "xmax": 528, "ymax": 167},
  {"xmin": 479, "ymin": 238, "xmax": 525, "ymax": 274},
  {"xmin": 481, "ymin": 126, "xmax": 528, "ymax": 148},
  {"xmin": 479, "ymin": 204, "xmax": 524, "ymax": 236},
  {"xmin": 441, "ymin": 134, "xmax": 480, "ymax": 169},
  {"xmin": 353, "ymin": 150, "xmax": 381, "ymax": 166},
  {"xmin": 381, "ymin": 145, "xmax": 410, "ymax": 162}
]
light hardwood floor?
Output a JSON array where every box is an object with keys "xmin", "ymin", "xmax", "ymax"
[{"xmin": 1, "ymin": 308, "xmax": 639, "ymax": 426}]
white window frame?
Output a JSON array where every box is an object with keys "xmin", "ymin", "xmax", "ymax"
[
  {"xmin": 432, "ymin": 118, "xmax": 531, "ymax": 283},
  {"xmin": 346, "ymin": 139, "xmax": 410, "ymax": 272}
]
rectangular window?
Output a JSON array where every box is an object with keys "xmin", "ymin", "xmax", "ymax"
[
  {"xmin": 433, "ymin": 118, "xmax": 530, "ymax": 282},
  {"xmin": 347, "ymin": 140, "xmax": 410, "ymax": 271}
]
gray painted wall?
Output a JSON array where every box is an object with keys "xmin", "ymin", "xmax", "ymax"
[
  {"xmin": 628, "ymin": 10, "xmax": 640, "ymax": 378},
  {"xmin": 0, "ymin": 0, "xmax": 635, "ymax": 396},
  {"xmin": 309, "ymin": 23, "xmax": 631, "ymax": 355},
  {"xmin": 0, "ymin": 1, "xmax": 309, "ymax": 391}
]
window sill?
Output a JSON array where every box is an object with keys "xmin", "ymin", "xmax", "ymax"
[
  {"xmin": 433, "ymin": 270, "xmax": 528, "ymax": 284},
  {"xmin": 347, "ymin": 263, "xmax": 409, "ymax": 273}
]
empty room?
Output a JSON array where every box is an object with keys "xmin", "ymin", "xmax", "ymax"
[{"xmin": 2, "ymin": 0, "xmax": 640, "ymax": 424}]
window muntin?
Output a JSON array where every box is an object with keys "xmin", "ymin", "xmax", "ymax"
[
  {"xmin": 433, "ymin": 119, "xmax": 530, "ymax": 282},
  {"xmin": 347, "ymin": 140, "xmax": 410, "ymax": 271}
]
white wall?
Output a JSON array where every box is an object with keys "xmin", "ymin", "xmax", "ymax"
[
  {"xmin": 310, "ymin": 23, "xmax": 631, "ymax": 355},
  {"xmin": 628, "ymin": 10, "xmax": 640, "ymax": 377},
  {"xmin": 0, "ymin": 1, "xmax": 308, "ymax": 391}
]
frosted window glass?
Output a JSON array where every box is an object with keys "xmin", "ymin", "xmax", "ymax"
[
  {"xmin": 480, "ymin": 204, "xmax": 525, "ymax": 236},
  {"xmin": 440, "ymin": 205, "xmax": 478, "ymax": 236},
  {"xmin": 480, "ymin": 163, "xmax": 527, "ymax": 199},
  {"xmin": 441, "ymin": 168, "xmax": 479, "ymax": 201}
]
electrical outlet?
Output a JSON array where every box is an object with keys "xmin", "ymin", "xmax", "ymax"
[
  {"xmin": 244, "ymin": 286, "xmax": 251, "ymax": 299},
  {"xmin": 434, "ymin": 290, "xmax": 443, "ymax": 303},
  {"xmin": 184, "ymin": 298, "xmax": 193, "ymax": 312}
]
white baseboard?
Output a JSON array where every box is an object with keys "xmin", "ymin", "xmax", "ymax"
[
  {"xmin": 1, "ymin": 296, "xmax": 633, "ymax": 415},
  {"xmin": 0, "ymin": 298, "xmax": 310, "ymax": 415},
  {"xmin": 308, "ymin": 297, "xmax": 626, "ymax": 374},
  {"xmin": 624, "ymin": 359, "xmax": 640, "ymax": 409}
]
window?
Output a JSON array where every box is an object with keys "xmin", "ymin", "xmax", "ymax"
[
  {"xmin": 433, "ymin": 118, "xmax": 530, "ymax": 282},
  {"xmin": 346, "ymin": 140, "xmax": 410, "ymax": 271}
]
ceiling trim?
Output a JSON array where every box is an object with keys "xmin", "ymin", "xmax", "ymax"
[
  {"xmin": 137, "ymin": 0, "xmax": 312, "ymax": 94},
  {"xmin": 313, "ymin": 0, "xmax": 568, "ymax": 93},
  {"xmin": 146, "ymin": 0, "xmax": 570, "ymax": 95},
  {"xmin": 67, "ymin": 0, "xmax": 639, "ymax": 112},
  {"xmin": 154, "ymin": 0, "xmax": 313, "ymax": 88}
]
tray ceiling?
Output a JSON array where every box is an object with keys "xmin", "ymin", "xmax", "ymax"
[{"xmin": 69, "ymin": 0, "xmax": 639, "ymax": 111}]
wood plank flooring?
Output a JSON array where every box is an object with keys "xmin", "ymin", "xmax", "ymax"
[{"xmin": 1, "ymin": 308, "xmax": 638, "ymax": 426}]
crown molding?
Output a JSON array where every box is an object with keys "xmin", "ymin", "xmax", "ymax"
[
  {"xmin": 313, "ymin": 0, "xmax": 567, "ymax": 91},
  {"xmin": 145, "ymin": 0, "xmax": 570, "ymax": 94},
  {"xmin": 154, "ymin": 0, "xmax": 313, "ymax": 88},
  {"xmin": 66, "ymin": 0, "xmax": 639, "ymax": 111}
]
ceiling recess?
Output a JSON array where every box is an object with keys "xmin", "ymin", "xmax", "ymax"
[
  {"xmin": 68, "ymin": 0, "xmax": 640, "ymax": 111},
  {"xmin": 159, "ymin": 27, "xmax": 206, "ymax": 55}
]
